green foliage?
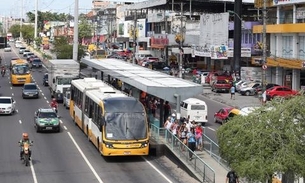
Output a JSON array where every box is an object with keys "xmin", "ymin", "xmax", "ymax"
[
  {"xmin": 21, "ymin": 25, "xmax": 34, "ymax": 43},
  {"xmin": 52, "ymin": 36, "xmax": 85, "ymax": 60},
  {"xmin": 217, "ymin": 96, "xmax": 305, "ymax": 182},
  {"xmin": 8, "ymin": 24, "xmax": 21, "ymax": 38},
  {"xmin": 26, "ymin": 11, "xmax": 71, "ymax": 31},
  {"xmin": 78, "ymin": 16, "xmax": 93, "ymax": 40}
]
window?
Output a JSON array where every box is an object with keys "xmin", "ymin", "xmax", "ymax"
[
  {"xmin": 191, "ymin": 105, "xmax": 205, "ymax": 110},
  {"xmin": 282, "ymin": 36, "xmax": 293, "ymax": 58},
  {"xmin": 299, "ymin": 36, "xmax": 305, "ymax": 60},
  {"xmin": 84, "ymin": 96, "xmax": 89, "ymax": 115}
]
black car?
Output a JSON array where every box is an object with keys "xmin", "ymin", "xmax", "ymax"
[
  {"xmin": 22, "ymin": 83, "xmax": 39, "ymax": 99},
  {"xmin": 144, "ymin": 61, "xmax": 168, "ymax": 70},
  {"xmin": 43, "ymin": 73, "xmax": 48, "ymax": 86},
  {"xmin": 32, "ymin": 58, "xmax": 42, "ymax": 68}
]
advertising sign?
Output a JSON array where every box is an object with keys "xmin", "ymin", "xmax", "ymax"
[
  {"xmin": 199, "ymin": 13, "xmax": 229, "ymax": 47},
  {"xmin": 273, "ymin": 0, "xmax": 305, "ymax": 6},
  {"xmin": 210, "ymin": 45, "xmax": 228, "ymax": 59}
]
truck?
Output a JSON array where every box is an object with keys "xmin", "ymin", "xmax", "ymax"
[
  {"xmin": 0, "ymin": 37, "xmax": 7, "ymax": 49},
  {"xmin": 48, "ymin": 59, "xmax": 79, "ymax": 102}
]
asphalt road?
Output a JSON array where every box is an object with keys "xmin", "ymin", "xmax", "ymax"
[{"xmin": 0, "ymin": 44, "xmax": 199, "ymax": 183}]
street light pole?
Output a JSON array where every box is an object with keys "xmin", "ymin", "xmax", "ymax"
[
  {"xmin": 178, "ymin": 2, "xmax": 184, "ymax": 78},
  {"xmin": 34, "ymin": 0, "xmax": 38, "ymax": 48},
  {"xmin": 262, "ymin": 0, "xmax": 267, "ymax": 92},
  {"xmin": 73, "ymin": 0, "xmax": 79, "ymax": 62},
  {"xmin": 20, "ymin": 0, "xmax": 23, "ymax": 40},
  {"xmin": 132, "ymin": 11, "xmax": 137, "ymax": 65}
]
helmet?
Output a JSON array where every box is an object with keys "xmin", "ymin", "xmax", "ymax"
[
  {"xmin": 22, "ymin": 133, "xmax": 29, "ymax": 140},
  {"xmin": 171, "ymin": 113, "xmax": 176, "ymax": 117},
  {"xmin": 52, "ymin": 98, "xmax": 56, "ymax": 101}
]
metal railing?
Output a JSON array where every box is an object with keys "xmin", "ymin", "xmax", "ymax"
[{"xmin": 150, "ymin": 123, "xmax": 216, "ymax": 183}]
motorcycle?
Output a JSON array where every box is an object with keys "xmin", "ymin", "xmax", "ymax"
[
  {"xmin": 52, "ymin": 106, "xmax": 58, "ymax": 114},
  {"xmin": 21, "ymin": 142, "xmax": 32, "ymax": 166},
  {"xmin": 1, "ymin": 69, "xmax": 5, "ymax": 77}
]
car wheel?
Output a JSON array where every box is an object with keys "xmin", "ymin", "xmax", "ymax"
[
  {"xmin": 36, "ymin": 126, "xmax": 40, "ymax": 133},
  {"xmin": 245, "ymin": 91, "xmax": 250, "ymax": 96},
  {"xmin": 214, "ymin": 117, "xmax": 217, "ymax": 123}
]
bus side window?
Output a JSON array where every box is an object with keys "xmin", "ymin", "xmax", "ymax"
[
  {"xmin": 84, "ymin": 96, "xmax": 89, "ymax": 114},
  {"xmin": 89, "ymin": 99, "xmax": 93, "ymax": 118},
  {"xmin": 70, "ymin": 86, "xmax": 74, "ymax": 100}
]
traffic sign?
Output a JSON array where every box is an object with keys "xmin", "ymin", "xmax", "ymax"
[{"xmin": 262, "ymin": 64, "xmax": 267, "ymax": 70}]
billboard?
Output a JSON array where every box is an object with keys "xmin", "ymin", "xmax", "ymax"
[{"xmin": 199, "ymin": 13, "xmax": 229, "ymax": 47}]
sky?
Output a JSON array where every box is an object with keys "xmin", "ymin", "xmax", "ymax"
[{"xmin": 0, "ymin": 0, "xmax": 92, "ymax": 18}]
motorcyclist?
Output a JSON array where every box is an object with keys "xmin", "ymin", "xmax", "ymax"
[
  {"xmin": 51, "ymin": 98, "xmax": 58, "ymax": 113},
  {"xmin": 1, "ymin": 66, "xmax": 6, "ymax": 77},
  {"xmin": 19, "ymin": 133, "xmax": 32, "ymax": 160}
]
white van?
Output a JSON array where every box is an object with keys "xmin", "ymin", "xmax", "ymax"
[{"xmin": 180, "ymin": 98, "xmax": 208, "ymax": 125}]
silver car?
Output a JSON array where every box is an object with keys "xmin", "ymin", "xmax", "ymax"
[{"xmin": 22, "ymin": 83, "xmax": 39, "ymax": 99}]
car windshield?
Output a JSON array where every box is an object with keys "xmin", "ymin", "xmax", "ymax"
[
  {"xmin": 12, "ymin": 64, "xmax": 30, "ymax": 75},
  {"xmin": 0, "ymin": 98, "xmax": 11, "ymax": 103},
  {"xmin": 39, "ymin": 112, "xmax": 57, "ymax": 118},
  {"xmin": 24, "ymin": 84, "xmax": 37, "ymax": 90},
  {"xmin": 33, "ymin": 59, "xmax": 41, "ymax": 63}
]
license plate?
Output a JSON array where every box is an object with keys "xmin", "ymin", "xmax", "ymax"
[
  {"xmin": 29, "ymin": 95, "xmax": 33, "ymax": 96},
  {"xmin": 124, "ymin": 151, "xmax": 131, "ymax": 155},
  {"xmin": 46, "ymin": 127, "xmax": 52, "ymax": 130}
]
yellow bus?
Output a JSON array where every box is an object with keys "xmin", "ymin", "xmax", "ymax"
[
  {"xmin": 10, "ymin": 59, "xmax": 31, "ymax": 85},
  {"xmin": 70, "ymin": 78, "xmax": 149, "ymax": 156}
]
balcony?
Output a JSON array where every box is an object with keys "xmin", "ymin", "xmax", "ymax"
[{"xmin": 253, "ymin": 23, "xmax": 305, "ymax": 33}]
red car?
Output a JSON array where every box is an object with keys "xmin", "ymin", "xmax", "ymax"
[
  {"xmin": 214, "ymin": 107, "xmax": 234, "ymax": 124},
  {"xmin": 266, "ymin": 86, "xmax": 298, "ymax": 101}
]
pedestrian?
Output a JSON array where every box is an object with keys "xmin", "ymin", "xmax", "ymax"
[
  {"xmin": 230, "ymin": 84, "xmax": 235, "ymax": 100},
  {"xmin": 187, "ymin": 127, "xmax": 196, "ymax": 160},
  {"xmin": 163, "ymin": 101, "xmax": 171, "ymax": 122},
  {"xmin": 226, "ymin": 169, "xmax": 239, "ymax": 183},
  {"xmin": 195, "ymin": 123, "xmax": 203, "ymax": 151}
]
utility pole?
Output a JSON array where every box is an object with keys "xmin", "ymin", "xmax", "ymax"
[
  {"xmin": 178, "ymin": 2, "xmax": 184, "ymax": 78},
  {"xmin": 34, "ymin": 0, "xmax": 38, "ymax": 48},
  {"xmin": 20, "ymin": 0, "xmax": 23, "ymax": 40},
  {"xmin": 73, "ymin": 0, "xmax": 79, "ymax": 62},
  {"xmin": 262, "ymin": 0, "xmax": 267, "ymax": 92},
  {"xmin": 132, "ymin": 10, "xmax": 137, "ymax": 65}
]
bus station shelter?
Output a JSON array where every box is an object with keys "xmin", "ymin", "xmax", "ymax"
[{"xmin": 81, "ymin": 58, "xmax": 203, "ymax": 124}]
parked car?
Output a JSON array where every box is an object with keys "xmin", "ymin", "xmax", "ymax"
[
  {"xmin": 255, "ymin": 83, "xmax": 280, "ymax": 94},
  {"xmin": 240, "ymin": 83, "xmax": 261, "ymax": 96},
  {"xmin": 22, "ymin": 83, "xmax": 39, "ymax": 99},
  {"xmin": 34, "ymin": 108, "xmax": 60, "ymax": 133},
  {"xmin": 266, "ymin": 86, "xmax": 298, "ymax": 101},
  {"xmin": 214, "ymin": 107, "xmax": 234, "ymax": 124},
  {"xmin": 211, "ymin": 80, "xmax": 232, "ymax": 93},
  {"xmin": 0, "ymin": 96, "xmax": 16, "ymax": 115},
  {"xmin": 43, "ymin": 73, "xmax": 48, "ymax": 86},
  {"xmin": 31, "ymin": 58, "xmax": 42, "ymax": 68},
  {"xmin": 19, "ymin": 47, "xmax": 26, "ymax": 54},
  {"xmin": 205, "ymin": 71, "xmax": 233, "ymax": 84},
  {"xmin": 144, "ymin": 61, "xmax": 168, "ymax": 70}
]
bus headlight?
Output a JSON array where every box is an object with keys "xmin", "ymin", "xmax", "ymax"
[
  {"xmin": 141, "ymin": 142, "xmax": 148, "ymax": 147},
  {"xmin": 105, "ymin": 142, "xmax": 113, "ymax": 148}
]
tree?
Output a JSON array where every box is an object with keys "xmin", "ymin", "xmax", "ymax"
[
  {"xmin": 52, "ymin": 36, "xmax": 85, "ymax": 60},
  {"xmin": 78, "ymin": 16, "xmax": 93, "ymax": 42},
  {"xmin": 217, "ymin": 96, "xmax": 305, "ymax": 183},
  {"xmin": 21, "ymin": 25, "xmax": 34, "ymax": 43},
  {"xmin": 8, "ymin": 24, "xmax": 21, "ymax": 38}
]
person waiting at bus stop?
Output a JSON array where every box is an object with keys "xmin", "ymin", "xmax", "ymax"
[{"xmin": 187, "ymin": 127, "xmax": 196, "ymax": 160}]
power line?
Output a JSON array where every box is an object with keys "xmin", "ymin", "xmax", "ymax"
[{"xmin": 41, "ymin": 0, "xmax": 56, "ymax": 10}]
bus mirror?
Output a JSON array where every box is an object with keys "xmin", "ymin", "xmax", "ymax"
[{"xmin": 53, "ymin": 78, "xmax": 55, "ymax": 83}]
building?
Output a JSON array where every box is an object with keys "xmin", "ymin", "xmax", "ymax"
[{"xmin": 253, "ymin": 0, "xmax": 305, "ymax": 90}]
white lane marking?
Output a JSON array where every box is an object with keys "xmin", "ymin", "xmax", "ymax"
[
  {"xmin": 63, "ymin": 126, "xmax": 67, "ymax": 130},
  {"xmin": 46, "ymin": 100, "xmax": 49, "ymax": 104},
  {"xmin": 59, "ymin": 120, "xmax": 63, "ymax": 124},
  {"xmin": 67, "ymin": 132, "xmax": 104, "ymax": 183},
  {"xmin": 30, "ymin": 161, "xmax": 38, "ymax": 183},
  {"xmin": 16, "ymin": 109, "xmax": 18, "ymax": 113},
  {"xmin": 19, "ymin": 120, "xmax": 22, "ymax": 124},
  {"xmin": 142, "ymin": 157, "xmax": 173, "ymax": 183},
  {"xmin": 12, "ymin": 93, "xmax": 14, "ymax": 96},
  {"xmin": 44, "ymin": 96, "xmax": 47, "ymax": 100},
  {"xmin": 42, "ymin": 93, "xmax": 44, "ymax": 96},
  {"xmin": 10, "ymin": 87, "xmax": 12, "ymax": 90},
  {"xmin": 39, "ymin": 89, "xmax": 42, "ymax": 92},
  {"xmin": 9, "ymin": 81, "xmax": 11, "ymax": 84},
  {"xmin": 207, "ymin": 127, "xmax": 216, "ymax": 131}
]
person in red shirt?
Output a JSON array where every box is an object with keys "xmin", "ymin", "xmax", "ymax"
[
  {"xmin": 50, "ymin": 98, "xmax": 58, "ymax": 113},
  {"xmin": 195, "ymin": 124, "xmax": 203, "ymax": 151}
]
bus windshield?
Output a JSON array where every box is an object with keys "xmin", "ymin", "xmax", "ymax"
[
  {"xmin": 12, "ymin": 64, "xmax": 30, "ymax": 75},
  {"xmin": 104, "ymin": 98, "xmax": 147, "ymax": 140},
  {"xmin": 105, "ymin": 112, "xmax": 146, "ymax": 140}
]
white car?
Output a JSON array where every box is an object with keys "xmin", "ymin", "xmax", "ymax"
[
  {"xmin": 0, "ymin": 96, "xmax": 16, "ymax": 115},
  {"xmin": 63, "ymin": 91, "xmax": 71, "ymax": 109},
  {"xmin": 4, "ymin": 47, "xmax": 11, "ymax": 52}
]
